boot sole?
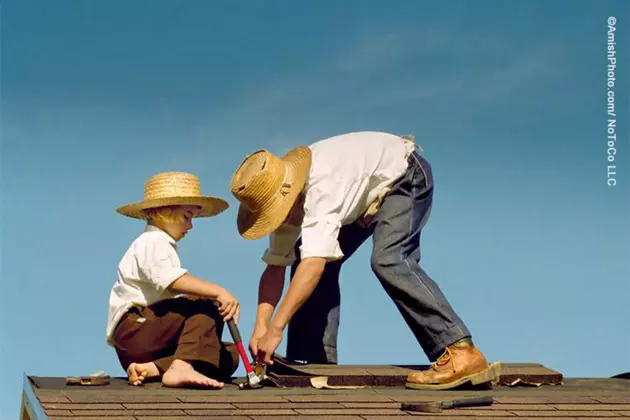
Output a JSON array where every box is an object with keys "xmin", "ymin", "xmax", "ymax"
[{"xmin": 405, "ymin": 361, "xmax": 501, "ymax": 390}]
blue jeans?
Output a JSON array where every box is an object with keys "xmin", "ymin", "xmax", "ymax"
[{"xmin": 286, "ymin": 151, "xmax": 471, "ymax": 363}]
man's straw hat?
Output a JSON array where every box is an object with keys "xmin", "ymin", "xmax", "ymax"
[
  {"xmin": 116, "ymin": 171, "xmax": 229, "ymax": 219},
  {"xmin": 231, "ymin": 146, "xmax": 312, "ymax": 240}
]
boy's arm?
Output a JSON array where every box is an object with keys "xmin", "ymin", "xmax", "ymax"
[{"xmin": 167, "ymin": 273, "xmax": 239, "ymax": 322}]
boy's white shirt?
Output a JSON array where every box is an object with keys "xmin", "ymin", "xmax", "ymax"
[
  {"xmin": 262, "ymin": 131, "xmax": 416, "ymax": 267},
  {"xmin": 106, "ymin": 224, "xmax": 187, "ymax": 346}
]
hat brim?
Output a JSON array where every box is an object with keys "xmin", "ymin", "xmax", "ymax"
[
  {"xmin": 117, "ymin": 196, "xmax": 229, "ymax": 220},
  {"xmin": 237, "ymin": 146, "xmax": 312, "ymax": 240}
]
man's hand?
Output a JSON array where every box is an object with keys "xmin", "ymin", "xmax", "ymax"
[
  {"xmin": 248, "ymin": 325, "xmax": 267, "ymax": 360},
  {"xmin": 256, "ymin": 325, "xmax": 283, "ymax": 365},
  {"xmin": 213, "ymin": 287, "xmax": 240, "ymax": 323}
]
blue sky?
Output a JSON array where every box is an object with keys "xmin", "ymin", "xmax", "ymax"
[{"xmin": 1, "ymin": 0, "xmax": 629, "ymax": 417}]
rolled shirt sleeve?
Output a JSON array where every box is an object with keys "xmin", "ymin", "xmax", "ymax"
[
  {"xmin": 262, "ymin": 223, "xmax": 301, "ymax": 266},
  {"xmin": 299, "ymin": 215, "xmax": 343, "ymax": 261}
]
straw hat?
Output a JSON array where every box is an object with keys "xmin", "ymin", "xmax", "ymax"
[
  {"xmin": 116, "ymin": 171, "xmax": 229, "ymax": 219},
  {"xmin": 231, "ymin": 146, "xmax": 312, "ymax": 240}
]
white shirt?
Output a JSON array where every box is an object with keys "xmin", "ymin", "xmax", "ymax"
[
  {"xmin": 262, "ymin": 131, "xmax": 416, "ymax": 266},
  {"xmin": 106, "ymin": 225, "xmax": 188, "ymax": 346}
]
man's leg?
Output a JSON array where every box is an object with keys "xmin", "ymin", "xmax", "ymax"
[
  {"xmin": 371, "ymin": 152, "xmax": 493, "ymax": 388},
  {"xmin": 286, "ymin": 222, "xmax": 372, "ymax": 364}
]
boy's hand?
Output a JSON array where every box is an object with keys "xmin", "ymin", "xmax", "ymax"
[
  {"xmin": 249, "ymin": 325, "xmax": 267, "ymax": 360},
  {"xmin": 214, "ymin": 288, "xmax": 240, "ymax": 323}
]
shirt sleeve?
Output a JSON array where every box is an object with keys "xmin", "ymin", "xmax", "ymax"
[
  {"xmin": 144, "ymin": 239, "xmax": 188, "ymax": 293},
  {"xmin": 298, "ymin": 180, "xmax": 350, "ymax": 262},
  {"xmin": 262, "ymin": 222, "xmax": 301, "ymax": 266}
]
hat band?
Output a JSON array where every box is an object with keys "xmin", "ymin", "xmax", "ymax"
[
  {"xmin": 239, "ymin": 164, "xmax": 290, "ymax": 212},
  {"xmin": 278, "ymin": 166, "xmax": 293, "ymax": 197}
]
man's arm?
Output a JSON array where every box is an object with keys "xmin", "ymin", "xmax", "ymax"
[
  {"xmin": 249, "ymin": 265, "xmax": 285, "ymax": 358},
  {"xmin": 255, "ymin": 257, "xmax": 327, "ymax": 364},
  {"xmin": 255, "ymin": 265, "xmax": 286, "ymax": 329},
  {"xmin": 269, "ymin": 257, "xmax": 327, "ymax": 334}
]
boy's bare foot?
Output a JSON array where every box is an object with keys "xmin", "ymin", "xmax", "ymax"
[
  {"xmin": 162, "ymin": 359, "xmax": 224, "ymax": 389},
  {"xmin": 127, "ymin": 362, "xmax": 160, "ymax": 386}
]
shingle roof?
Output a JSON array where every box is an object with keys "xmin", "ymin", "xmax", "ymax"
[{"xmin": 22, "ymin": 362, "xmax": 630, "ymax": 420}]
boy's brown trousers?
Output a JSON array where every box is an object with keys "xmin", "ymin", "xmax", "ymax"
[{"xmin": 113, "ymin": 296, "xmax": 239, "ymax": 381}]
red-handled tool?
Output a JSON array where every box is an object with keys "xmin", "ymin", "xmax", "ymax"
[{"xmin": 226, "ymin": 319, "xmax": 262, "ymax": 388}]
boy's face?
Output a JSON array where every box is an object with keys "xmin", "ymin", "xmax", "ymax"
[{"xmin": 161, "ymin": 205, "xmax": 200, "ymax": 241}]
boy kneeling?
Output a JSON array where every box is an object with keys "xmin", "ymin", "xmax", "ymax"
[{"xmin": 106, "ymin": 171, "xmax": 239, "ymax": 389}]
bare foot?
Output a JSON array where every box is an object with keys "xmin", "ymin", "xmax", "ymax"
[
  {"xmin": 162, "ymin": 360, "xmax": 224, "ymax": 389},
  {"xmin": 126, "ymin": 362, "xmax": 160, "ymax": 386}
]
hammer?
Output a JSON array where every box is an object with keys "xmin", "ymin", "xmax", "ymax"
[
  {"xmin": 402, "ymin": 396, "xmax": 494, "ymax": 413},
  {"xmin": 226, "ymin": 319, "xmax": 262, "ymax": 389}
]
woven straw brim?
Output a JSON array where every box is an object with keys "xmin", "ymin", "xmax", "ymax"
[
  {"xmin": 237, "ymin": 146, "xmax": 311, "ymax": 240},
  {"xmin": 117, "ymin": 196, "xmax": 229, "ymax": 219}
]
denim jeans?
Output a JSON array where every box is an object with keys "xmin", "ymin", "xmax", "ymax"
[{"xmin": 286, "ymin": 151, "xmax": 471, "ymax": 363}]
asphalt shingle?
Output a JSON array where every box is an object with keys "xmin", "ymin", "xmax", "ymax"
[{"xmin": 22, "ymin": 362, "xmax": 630, "ymax": 419}]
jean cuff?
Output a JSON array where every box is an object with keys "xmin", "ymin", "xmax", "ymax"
[{"xmin": 425, "ymin": 324, "xmax": 471, "ymax": 361}]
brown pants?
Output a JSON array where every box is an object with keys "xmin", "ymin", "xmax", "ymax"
[{"xmin": 113, "ymin": 297, "xmax": 239, "ymax": 381}]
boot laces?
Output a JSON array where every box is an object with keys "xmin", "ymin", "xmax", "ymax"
[{"xmin": 432, "ymin": 347, "xmax": 456, "ymax": 374}]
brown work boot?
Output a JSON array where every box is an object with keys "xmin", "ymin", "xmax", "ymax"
[{"xmin": 406, "ymin": 340, "xmax": 496, "ymax": 390}]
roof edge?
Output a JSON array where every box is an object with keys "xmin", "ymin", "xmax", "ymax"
[{"xmin": 21, "ymin": 373, "xmax": 48, "ymax": 420}]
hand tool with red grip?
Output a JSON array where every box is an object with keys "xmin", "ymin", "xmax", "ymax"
[{"xmin": 226, "ymin": 318, "xmax": 262, "ymax": 388}]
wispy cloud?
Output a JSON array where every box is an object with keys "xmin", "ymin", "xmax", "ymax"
[
  {"xmin": 207, "ymin": 25, "xmax": 565, "ymax": 138},
  {"xmin": 215, "ymin": 27, "xmax": 456, "ymax": 118},
  {"xmin": 462, "ymin": 42, "xmax": 563, "ymax": 101}
]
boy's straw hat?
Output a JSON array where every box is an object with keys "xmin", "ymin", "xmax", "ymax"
[
  {"xmin": 116, "ymin": 171, "xmax": 229, "ymax": 219},
  {"xmin": 230, "ymin": 146, "xmax": 312, "ymax": 240}
]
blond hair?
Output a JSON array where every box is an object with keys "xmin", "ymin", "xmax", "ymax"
[{"xmin": 142, "ymin": 206, "xmax": 186, "ymax": 224}]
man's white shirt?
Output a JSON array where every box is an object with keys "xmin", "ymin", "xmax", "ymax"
[{"xmin": 263, "ymin": 131, "xmax": 415, "ymax": 267}]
